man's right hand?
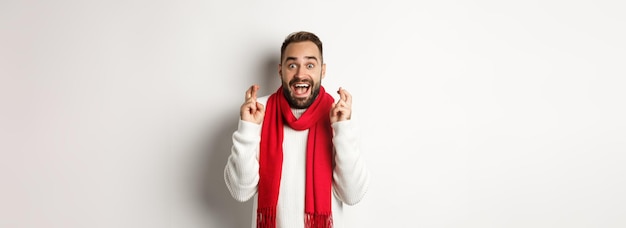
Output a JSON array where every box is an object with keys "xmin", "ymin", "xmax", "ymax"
[{"xmin": 240, "ymin": 84, "xmax": 265, "ymax": 124}]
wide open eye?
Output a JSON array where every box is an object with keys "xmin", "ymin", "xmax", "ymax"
[
  {"xmin": 307, "ymin": 63, "xmax": 314, "ymax": 69},
  {"xmin": 289, "ymin": 63, "xmax": 297, "ymax": 69}
]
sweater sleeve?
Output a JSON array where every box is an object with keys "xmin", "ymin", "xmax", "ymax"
[
  {"xmin": 331, "ymin": 120, "xmax": 370, "ymax": 206},
  {"xmin": 224, "ymin": 120, "xmax": 262, "ymax": 202}
]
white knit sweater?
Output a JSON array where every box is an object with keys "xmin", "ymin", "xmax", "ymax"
[{"xmin": 224, "ymin": 95, "xmax": 370, "ymax": 228}]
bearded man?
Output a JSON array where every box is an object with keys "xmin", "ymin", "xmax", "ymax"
[{"xmin": 224, "ymin": 31, "xmax": 370, "ymax": 228}]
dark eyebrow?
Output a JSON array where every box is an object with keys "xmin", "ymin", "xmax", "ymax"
[
  {"xmin": 304, "ymin": 56, "xmax": 318, "ymax": 62},
  {"xmin": 284, "ymin": 56, "xmax": 319, "ymax": 63}
]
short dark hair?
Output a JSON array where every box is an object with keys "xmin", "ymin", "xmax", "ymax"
[{"xmin": 280, "ymin": 31, "xmax": 323, "ymax": 63}]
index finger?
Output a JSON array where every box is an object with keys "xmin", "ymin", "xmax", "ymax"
[
  {"xmin": 338, "ymin": 87, "xmax": 352, "ymax": 104},
  {"xmin": 245, "ymin": 84, "xmax": 259, "ymax": 100}
]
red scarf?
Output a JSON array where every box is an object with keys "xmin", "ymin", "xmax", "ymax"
[{"xmin": 257, "ymin": 86, "xmax": 334, "ymax": 228}]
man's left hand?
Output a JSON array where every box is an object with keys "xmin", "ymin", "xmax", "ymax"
[{"xmin": 330, "ymin": 87, "xmax": 352, "ymax": 124}]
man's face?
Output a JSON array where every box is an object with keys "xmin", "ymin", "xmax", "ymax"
[{"xmin": 279, "ymin": 41, "xmax": 326, "ymax": 109}]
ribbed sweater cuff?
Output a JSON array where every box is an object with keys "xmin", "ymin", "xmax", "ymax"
[
  {"xmin": 238, "ymin": 120, "xmax": 262, "ymax": 137},
  {"xmin": 331, "ymin": 120, "xmax": 353, "ymax": 136}
]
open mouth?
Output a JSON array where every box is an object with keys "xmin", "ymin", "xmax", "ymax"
[{"xmin": 291, "ymin": 83, "xmax": 311, "ymax": 98}]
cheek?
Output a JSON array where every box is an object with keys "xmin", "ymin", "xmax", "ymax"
[{"xmin": 281, "ymin": 75, "xmax": 292, "ymax": 85}]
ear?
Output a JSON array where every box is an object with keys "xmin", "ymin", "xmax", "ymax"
[
  {"xmin": 278, "ymin": 63, "xmax": 282, "ymax": 78},
  {"xmin": 321, "ymin": 63, "xmax": 326, "ymax": 79}
]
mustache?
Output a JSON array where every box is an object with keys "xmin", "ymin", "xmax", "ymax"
[{"xmin": 289, "ymin": 78, "xmax": 313, "ymax": 86}]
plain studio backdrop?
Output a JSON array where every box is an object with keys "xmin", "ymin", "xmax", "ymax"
[{"xmin": 1, "ymin": 0, "xmax": 625, "ymax": 227}]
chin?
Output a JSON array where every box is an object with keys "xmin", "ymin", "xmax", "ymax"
[
  {"xmin": 288, "ymin": 94, "xmax": 316, "ymax": 109},
  {"xmin": 294, "ymin": 99, "xmax": 313, "ymax": 108}
]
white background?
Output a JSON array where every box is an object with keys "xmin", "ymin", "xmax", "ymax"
[{"xmin": 1, "ymin": 0, "xmax": 625, "ymax": 227}]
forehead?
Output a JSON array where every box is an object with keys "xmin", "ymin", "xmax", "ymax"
[{"xmin": 282, "ymin": 41, "xmax": 321, "ymax": 61}]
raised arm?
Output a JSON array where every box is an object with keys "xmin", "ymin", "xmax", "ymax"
[
  {"xmin": 330, "ymin": 88, "xmax": 370, "ymax": 205},
  {"xmin": 224, "ymin": 85, "xmax": 265, "ymax": 202}
]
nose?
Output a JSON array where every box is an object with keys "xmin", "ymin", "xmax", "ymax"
[{"xmin": 295, "ymin": 65, "xmax": 305, "ymax": 78}]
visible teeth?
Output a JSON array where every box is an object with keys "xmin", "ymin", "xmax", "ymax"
[{"xmin": 295, "ymin": 84, "xmax": 309, "ymax": 88}]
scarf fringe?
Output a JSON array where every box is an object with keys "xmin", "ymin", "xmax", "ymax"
[
  {"xmin": 257, "ymin": 207, "xmax": 277, "ymax": 228},
  {"xmin": 305, "ymin": 213, "xmax": 333, "ymax": 228}
]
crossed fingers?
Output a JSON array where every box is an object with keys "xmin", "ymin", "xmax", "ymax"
[
  {"xmin": 337, "ymin": 87, "xmax": 352, "ymax": 107},
  {"xmin": 331, "ymin": 87, "xmax": 352, "ymax": 123},
  {"xmin": 245, "ymin": 84, "xmax": 258, "ymax": 101},
  {"xmin": 241, "ymin": 84, "xmax": 264, "ymax": 124}
]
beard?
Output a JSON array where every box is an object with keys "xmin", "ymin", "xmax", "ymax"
[{"xmin": 282, "ymin": 78, "xmax": 321, "ymax": 109}]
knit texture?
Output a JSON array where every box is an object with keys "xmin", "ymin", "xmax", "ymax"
[{"xmin": 224, "ymin": 92, "xmax": 371, "ymax": 228}]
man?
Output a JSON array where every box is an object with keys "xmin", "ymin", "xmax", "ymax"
[{"xmin": 224, "ymin": 31, "xmax": 369, "ymax": 228}]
